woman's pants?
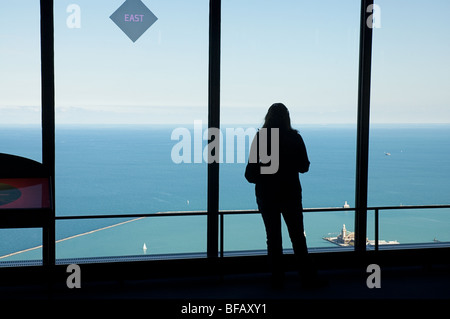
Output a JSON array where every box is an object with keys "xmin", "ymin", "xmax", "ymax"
[{"xmin": 257, "ymin": 196, "xmax": 312, "ymax": 280}]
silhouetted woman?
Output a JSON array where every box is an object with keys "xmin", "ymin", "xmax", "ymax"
[{"xmin": 245, "ymin": 103, "xmax": 321, "ymax": 289}]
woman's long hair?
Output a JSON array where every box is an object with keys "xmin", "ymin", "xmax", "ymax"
[{"xmin": 262, "ymin": 103, "xmax": 295, "ymax": 132}]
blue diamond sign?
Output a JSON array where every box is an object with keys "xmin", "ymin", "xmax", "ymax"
[{"xmin": 110, "ymin": 0, "xmax": 158, "ymax": 43}]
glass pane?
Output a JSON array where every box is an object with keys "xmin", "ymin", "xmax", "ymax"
[
  {"xmin": 223, "ymin": 211, "xmax": 356, "ymax": 254},
  {"xmin": 369, "ymin": 1, "xmax": 450, "ymax": 247},
  {"xmin": 0, "ymin": 1, "xmax": 41, "ymax": 161},
  {"xmin": 54, "ymin": 0, "xmax": 208, "ymax": 259},
  {"xmin": 56, "ymin": 216, "xmax": 206, "ymax": 260},
  {"xmin": 220, "ymin": 1, "xmax": 360, "ymax": 252},
  {"xmin": 368, "ymin": 209, "xmax": 450, "ymax": 248},
  {"xmin": 0, "ymin": 2, "xmax": 42, "ymax": 265}
]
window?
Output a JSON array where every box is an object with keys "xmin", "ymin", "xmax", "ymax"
[
  {"xmin": 0, "ymin": 1, "xmax": 42, "ymax": 263},
  {"xmin": 0, "ymin": 1, "xmax": 41, "ymax": 162},
  {"xmin": 52, "ymin": 0, "xmax": 209, "ymax": 259},
  {"xmin": 220, "ymin": 0, "xmax": 360, "ymax": 252},
  {"xmin": 369, "ymin": 0, "xmax": 450, "ymax": 246},
  {"xmin": 3, "ymin": 1, "xmax": 449, "ymax": 265}
]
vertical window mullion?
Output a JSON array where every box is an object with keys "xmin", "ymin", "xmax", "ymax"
[
  {"xmin": 207, "ymin": 0, "xmax": 221, "ymax": 259},
  {"xmin": 40, "ymin": 0, "xmax": 55, "ymax": 265},
  {"xmin": 355, "ymin": 0, "xmax": 374, "ymax": 252}
]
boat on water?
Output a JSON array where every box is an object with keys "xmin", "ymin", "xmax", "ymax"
[
  {"xmin": 323, "ymin": 224, "xmax": 399, "ymax": 247},
  {"xmin": 143, "ymin": 243, "xmax": 147, "ymax": 254}
]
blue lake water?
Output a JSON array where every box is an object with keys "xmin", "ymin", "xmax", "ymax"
[{"xmin": 0, "ymin": 124, "xmax": 449, "ymax": 261}]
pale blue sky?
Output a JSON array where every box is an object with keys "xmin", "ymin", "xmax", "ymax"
[{"xmin": 0, "ymin": 0, "xmax": 449, "ymax": 124}]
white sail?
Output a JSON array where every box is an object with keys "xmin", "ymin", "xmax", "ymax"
[{"xmin": 143, "ymin": 243, "xmax": 147, "ymax": 253}]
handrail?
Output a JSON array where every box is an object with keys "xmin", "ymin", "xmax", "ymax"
[
  {"xmin": 54, "ymin": 204, "xmax": 450, "ymax": 220},
  {"xmin": 55, "ymin": 211, "xmax": 208, "ymax": 220}
]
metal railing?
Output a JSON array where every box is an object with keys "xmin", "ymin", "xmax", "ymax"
[{"xmin": 55, "ymin": 204, "xmax": 450, "ymax": 259}]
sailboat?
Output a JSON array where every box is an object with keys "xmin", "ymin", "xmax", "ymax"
[{"xmin": 143, "ymin": 243, "xmax": 147, "ymax": 254}]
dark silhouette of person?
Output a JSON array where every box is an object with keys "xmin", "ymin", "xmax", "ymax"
[{"xmin": 245, "ymin": 103, "xmax": 323, "ymax": 289}]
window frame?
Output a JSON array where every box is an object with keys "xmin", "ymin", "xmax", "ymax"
[{"xmin": 36, "ymin": 0, "xmax": 373, "ymax": 264}]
